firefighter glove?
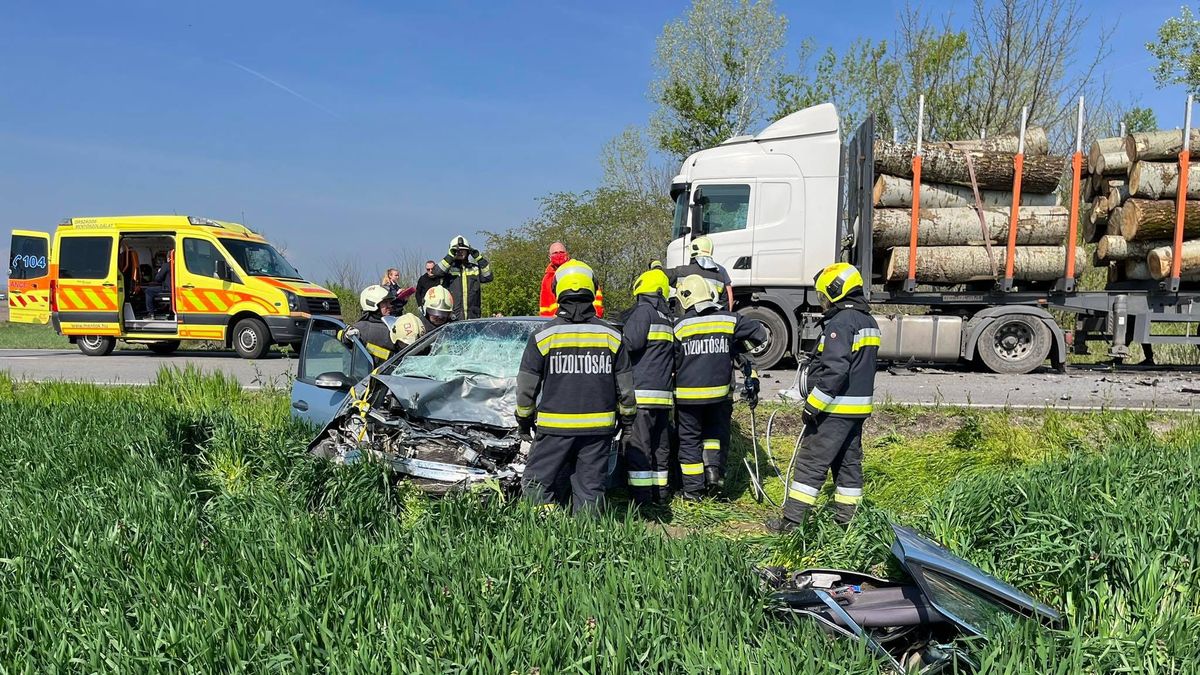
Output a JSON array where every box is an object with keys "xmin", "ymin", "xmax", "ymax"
[
  {"xmin": 516, "ymin": 415, "xmax": 534, "ymax": 441},
  {"xmin": 620, "ymin": 414, "xmax": 636, "ymax": 439},
  {"xmin": 743, "ymin": 375, "xmax": 760, "ymax": 409}
]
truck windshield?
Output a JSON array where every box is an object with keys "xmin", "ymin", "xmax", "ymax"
[
  {"xmin": 672, "ymin": 191, "xmax": 688, "ymax": 239},
  {"xmin": 219, "ymin": 239, "xmax": 301, "ymax": 280}
]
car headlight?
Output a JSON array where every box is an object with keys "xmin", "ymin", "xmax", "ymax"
[{"xmin": 284, "ymin": 290, "xmax": 299, "ymax": 312}]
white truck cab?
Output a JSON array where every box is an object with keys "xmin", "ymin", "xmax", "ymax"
[{"xmin": 667, "ymin": 103, "xmax": 844, "ymax": 366}]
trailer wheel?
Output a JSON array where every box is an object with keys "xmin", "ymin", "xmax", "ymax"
[
  {"xmin": 77, "ymin": 335, "xmax": 116, "ymax": 357},
  {"xmin": 976, "ymin": 315, "xmax": 1052, "ymax": 374},
  {"xmin": 739, "ymin": 306, "xmax": 788, "ymax": 369}
]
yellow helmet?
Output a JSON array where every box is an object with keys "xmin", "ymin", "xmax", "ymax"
[
  {"xmin": 814, "ymin": 263, "xmax": 864, "ymax": 303},
  {"xmin": 632, "ymin": 268, "xmax": 670, "ymax": 299},
  {"xmin": 423, "ymin": 286, "xmax": 455, "ymax": 320},
  {"xmin": 359, "ymin": 284, "xmax": 391, "ymax": 312},
  {"xmin": 553, "ymin": 259, "xmax": 596, "ymax": 300},
  {"xmin": 385, "ymin": 313, "xmax": 426, "ymax": 346},
  {"xmin": 677, "ymin": 274, "xmax": 716, "ymax": 310},
  {"xmin": 690, "ymin": 236, "xmax": 714, "ymax": 258}
]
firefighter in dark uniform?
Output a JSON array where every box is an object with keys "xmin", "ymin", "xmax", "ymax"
[
  {"xmin": 342, "ymin": 284, "xmax": 398, "ymax": 365},
  {"xmin": 515, "ymin": 261, "xmax": 637, "ymax": 515},
  {"xmin": 418, "ymin": 286, "xmax": 456, "ymax": 333},
  {"xmin": 620, "ymin": 267, "xmax": 676, "ymax": 505},
  {"xmin": 768, "ymin": 263, "xmax": 879, "ymax": 533},
  {"xmin": 432, "ymin": 235, "xmax": 493, "ymax": 320},
  {"xmin": 673, "ymin": 274, "xmax": 766, "ymax": 499},
  {"xmin": 665, "ymin": 236, "xmax": 734, "ymax": 310}
]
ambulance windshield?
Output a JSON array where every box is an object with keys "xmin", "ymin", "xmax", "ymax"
[{"xmin": 220, "ymin": 239, "xmax": 302, "ymax": 280}]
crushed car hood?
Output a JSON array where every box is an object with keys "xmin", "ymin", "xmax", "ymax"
[{"xmin": 372, "ymin": 373, "xmax": 517, "ymax": 429}]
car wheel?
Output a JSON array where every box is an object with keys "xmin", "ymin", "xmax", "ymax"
[
  {"xmin": 738, "ymin": 306, "xmax": 789, "ymax": 369},
  {"xmin": 77, "ymin": 335, "xmax": 116, "ymax": 357},
  {"xmin": 232, "ymin": 318, "xmax": 271, "ymax": 359},
  {"xmin": 976, "ymin": 315, "xmax": 1052, "ymax": 374},
  {"xmin": 147, "ymin": 340, "xmax": 180, "ymax": 355}
]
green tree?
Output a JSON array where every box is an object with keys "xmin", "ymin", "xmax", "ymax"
[
  {"xmin": 1148, "ymin": 6, "xmax": 1200, "ymax": 93},
  {"xmin": 1121, "ymin": 106, "xmax": 1159, "ymax": 134},
  {"xmin": 481, "ymin": 188, "xmax": 672, "ymax": 317},
  {"xmin": 650, "ymin": 0, "xmax": 787, "ymax": 158}
]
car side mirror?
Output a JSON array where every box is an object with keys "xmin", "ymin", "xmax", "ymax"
[{"xmin": 314, "ymin": 371, "xmax": 356, "ymax": 390}]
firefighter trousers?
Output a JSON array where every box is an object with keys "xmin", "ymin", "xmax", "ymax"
[
  {"xmin": 783, "ymin": 415, "xmax": 865, "ymax": 524},
  {"xmin": 625, "ymin": 407, "xmax": 673, "ymax": 504},
  {"xmin": 676, "ymin": 400, "xmax": 732, "ymax": 495},
  {"xmin": 523, "ymin": 433, "xmax": 612, "ymax": 516}
]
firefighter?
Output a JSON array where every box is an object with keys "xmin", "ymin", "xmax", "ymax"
[
  {"xmin": 384, "ymin": 312, "xmax": 426, "ymax": 349},
  {"xmin": 343, "ymin": 284, "xmax": 397, "ymax": 364},
  {"xmin": 620, "ymin": 267, "xmax": 675, "ymax": 505},
  {"xmin": 767, "ymin": 263, "xmax": 879, "ymax": 533},
  {"xmin": 515, "ymin": 260, "xmax": 636, "ymax": 515},
  {"xmin": 666, "ymin": 236, "xmax": 734, "ymax": 310},
  {"xmin": 418, "ymin": 286, "xmax": 455, "ymax": 333},
  {"xmin": 432, "ymin": 235, "xmax": 492, "ymax": 320},
  {"xmin": 673, "ymin": 274, "xmax": 766, "ymax": 499}
]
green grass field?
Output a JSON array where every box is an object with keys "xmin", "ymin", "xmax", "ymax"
[
  {"xmin": 0, "ymin": 368, "xmax": 1197, "ymax": 672},
  {"xmin": 0, "ymin": 321, "xmax": 71, "ymax": 349}
]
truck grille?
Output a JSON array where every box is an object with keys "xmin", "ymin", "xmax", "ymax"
[{"xmin": 298, "ymin": 296, "xmax": 341, "ymax": 315}]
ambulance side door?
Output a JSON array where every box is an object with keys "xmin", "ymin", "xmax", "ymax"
[{"xmin": 7, "ymin": 230, "xmax": 51, "ymax": 324}]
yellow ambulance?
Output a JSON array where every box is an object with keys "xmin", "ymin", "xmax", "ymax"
[{"xmin": 7, "ymin": 215, "xmax": 340, "ymax": 358}]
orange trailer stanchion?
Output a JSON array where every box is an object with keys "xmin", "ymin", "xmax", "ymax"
[
  {"xmin": 1168, "ymin": 95, "xmax": 1194, "ymax": 293},
  {"xmin": 1001, "ymin": 107, "xmax": 1028, "ymax": 293},
  {"xmin": 903, "ymin": 95, "xmax": 925, "ymax": 294},
  {"xmin": 1060, "ymin": 98, "xmax": 1084, "ymax": 293}
]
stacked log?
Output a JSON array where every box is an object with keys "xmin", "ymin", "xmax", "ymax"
[
  {"xmin": 871, "ymin": 127, "xmax": 1072, "ymax": 284},
  {"xmin": 1086, "ymin": 128, "xmax": 1200, "ymax": 281}
]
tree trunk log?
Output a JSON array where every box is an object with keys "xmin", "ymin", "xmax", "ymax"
[
  {"xmin": 1120, "ymin": 199, "xmax": 1200, "ymax": 240},
  {"xmin": 1128, "ymin": 161, "xmax": 1200, "ymax": 199},
  {"xmin": 1088, "ymin": 137, "xmax": 1130, "ymax": 175},
  {"xmin": 884, "ymin": 246, "xmax": 1086, "ymax": 282},
  {"xmin": 924, "ymin": 127, "xmax": 1049, "ymax": 155},
  {"xmin": 1096, "ymin": 235, "xmax": 1169, "ymax": 261},
  {"xmin": 1082, "ymin": 199, "xmax": 1106, "ymax": 244},
  {"xmin": 1147, "ymin": 240, "xmax": 1200, "ymax": 278},
  {"xmin": 871, "ymin": 206, "xmax": 1068, "ymax": 247},
  {"xmin": 1108, "ymin": 182, "xmax": 1129, "ymax": 207},
  {"xmin": 1107, "ymin": 206, "xmax": 1124, "ymax": 236},
  {"xmin": 1125, "ymin": 129, "xmax": 1200, "ymax": 162},
  {"xmin": 1125, "ymin": 259, "xmax": 1200, "ymax": 281},
  {"xmin": 873, "ymin": 140, "xmax": 1064, "ymax": 193},
  {"xmin": 872, "ymin": 175, "xmax": 1058, "ymax": 208}
]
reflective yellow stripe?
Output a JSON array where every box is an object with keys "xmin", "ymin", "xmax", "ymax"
[
  {"xmin": 680, "ymin": 463, "xmax": 704, "ymax": 476},
  {"xmin": 675, "ymin": 321, "xmax": 735, "ymax": 339},
  {"xmin": 536, "ymin": 411, "xmax": 616, "ymax": 429},
  {"xmin": 702, "ymin": 439, "xmax": 721, "ymax": 450},
  {"xmin": 675, "ymin": 384, "xmax": 730, "ymax": 400},
  {"xmin": 647, "ymin": 330, "xmax": 674, "ymax": 341},
  {"xmin": 852, "ymin": 328, "xmax": 882, "ymax": 352},
  {"xmin": 834, "ymin": 486, "xmax": 862, "ymax": 504},
  {"xmin": 619, "ymin": 404, "xmax": 637, "ymax": 417},
  {"xmin": 516, "ymin": 405, "xmax": 534, "ymax": 417},
  {"xmin": 365, "ymin": 343, "xmax": 391, "ymax": 360},
  {"xmin": 834, "ymin": 493, "xmax": 861, "ymax": 504},
  {"xmin": 788, "ymin": 481, "xmax": 819, "ymax": 504},
  {"xmin": 539, "ymin": 305, "xmax": 557, "ymax": 313},
  {"xmin": 636, "ymin": 389, "xmax": 673, "ymax": 406},
  {"xmin": 806, "ymin": 387, "xmax": 873, "ymax": 415}
]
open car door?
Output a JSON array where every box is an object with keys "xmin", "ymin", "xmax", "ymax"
[
  {"xmin": 291, "ymin": 315, "xmax": 375, "ymax": 426},
  {"xmin": 8, "ymin": 230, "xmax": 52, "ymax": 324}
]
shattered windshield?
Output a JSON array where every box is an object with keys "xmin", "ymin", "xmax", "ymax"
[
  {"xmin": 219, "ymin": 239, "xmax": 302, "ymax": 280},
  {"xmin": 391, "ymin": 320, "xmax": 541, "ymax": 380}
]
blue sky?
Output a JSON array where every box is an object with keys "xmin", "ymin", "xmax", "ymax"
[{"xmin": 0, "ymin": 1, "xmax": 1188, "ymax": 285}]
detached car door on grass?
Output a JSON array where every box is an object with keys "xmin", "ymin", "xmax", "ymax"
[{"xmin": 292, "ymin": 316, "xmax": 374, "ymax": 425}]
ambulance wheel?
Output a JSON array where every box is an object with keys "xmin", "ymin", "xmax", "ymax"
[
  {"xmin": 739, "ymin": 306, "xmax": 788, "ymax": 369},
  {"xmin": 232, "ymin": 318, "xmax": 271, "ymax": 359},
  {"xmin": 148, "ymin": 340, "xmax": 180, "ymax": 355},
  {"xmin": 77, "ymin": 335, "xmax": 116, "ymax": 357}
]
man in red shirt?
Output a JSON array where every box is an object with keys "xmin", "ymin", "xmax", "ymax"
[{"xmin": 539, "ymin": 242, "xmax": 603, "ymax": 317}]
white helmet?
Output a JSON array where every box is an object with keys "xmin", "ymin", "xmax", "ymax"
[
  {"xmin": 422, "ymin": 286, "xmax": 455, "ymax": 323},
  {"xmin": 383, "ymin": 314, "xmax": 425, "ymax": 346},
  {"xmin": 359, "ymin": 284, "xmax": 390, "ymax": 312}
]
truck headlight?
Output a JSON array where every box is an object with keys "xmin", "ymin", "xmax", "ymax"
[{"xmin": 284, "ymin": 290, "xmax": 299, "ymax": 312}]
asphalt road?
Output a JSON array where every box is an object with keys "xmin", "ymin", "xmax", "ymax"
[{"xmin": 2, "ymin": 348, "xmax": 1199, "ymax": 411}]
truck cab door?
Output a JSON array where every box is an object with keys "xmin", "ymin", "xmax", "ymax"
[
  {"xmin": 7, "ymin": 230, "xmax": 52, "ymax": 324},
  {"xmin": 691, "ymin": 182, "xmax": 754, "ymax": 288},
  {"xmin": 291, "ymin": 316, "xmax": 375, "ymax": 425}
]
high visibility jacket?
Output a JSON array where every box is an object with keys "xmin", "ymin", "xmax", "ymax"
[
  {"xmin": 539, "ymin": 263, "xmax": 604, "ymax": 318},
  {"xmin": 621, "ymin": 294, "xmax": 675, "ymax": 408},
  {"xmin": 516, "ymin": 299, "xmax": 636, "ymax": 436},
  {"xmin": 349, "ymin": 314, "xmax": 395, "ymax": 364},
  {"xmin": 673, "ymin": 304, "xmax": 766, "ymax": 405},
  {"xmin": 433, "ymin": 255, "xmax": 493, "ymax": 320},
  {"xmin": 805, "ymin": 296, "xmax": 879, "ymax": 419}
]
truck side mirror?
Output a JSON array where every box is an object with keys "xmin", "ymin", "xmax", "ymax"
[{"xmin": 690, "ymin": 190, "xmax": 707, "ymax": 235}]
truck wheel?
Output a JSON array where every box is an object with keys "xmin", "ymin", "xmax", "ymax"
[
  {"xmin": 738, "ymin": 306, "xmax": 788, "ymax": 369},
  {"xmin": 232, "ymin": 318, "xmax": 271, "ymax": 359},
  {"xmin": 148, "ymin": 340, "xmax": 180, "ymax": 355},
  {"xmin": 77, "ymin": 335, "xmax": 116, "ymax": 357},
  {"xmin": 976, "ymin": 315, "xmax": 1052, "ymax": 374}
]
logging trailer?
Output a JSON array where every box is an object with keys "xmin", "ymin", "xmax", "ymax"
[{"xmin": 664, "ymin": 101, "xmax": 1200, "ymax": 374}]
